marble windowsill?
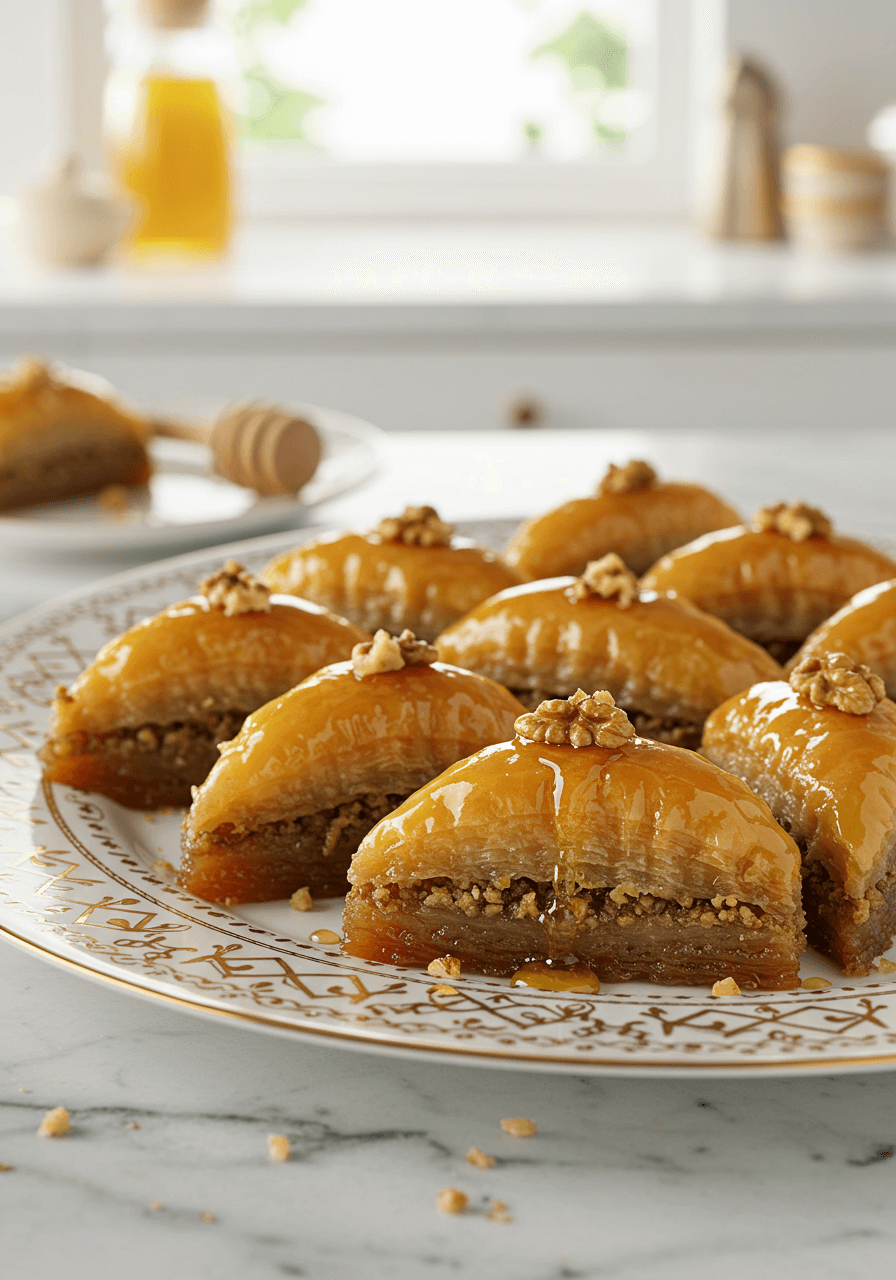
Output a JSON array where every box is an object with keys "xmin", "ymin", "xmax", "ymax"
[{"xmin": 2, "ymin": 220, "xmax": 896, "ymax": 342}]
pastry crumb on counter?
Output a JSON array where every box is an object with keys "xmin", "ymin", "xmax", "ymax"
[
  {"xmin": 37, "ymin": 1106, "xmax": 71, "ymax": 1137},
  {"xmin": 125, "ymin": 1121, "xmax": 140, "ymax": 1130},
  {"xmin": 500, "ymin": 1117, "xmax": 537, "ymax": 1138},
  {"xmin": 98, "ymin": 484, "xmax": 131, "ymax": 519},
  {"xmin": 436, "ymin": 1187, "xmax": 469, "ymax": 1215},
  {"xmin": 711, "ymin": 977, "xmax": 741, "ymax": 997},
  {"xmin": 289, "ymin": 886, "xmax": 313, "ymax": 912},
  {"xmin": 427, "ymin": 955, "xmax": 461, "ymax": 980},
  {"xmin": 875, "ymin": 957, "xmax": 896, "ymax": 974},
  {"xmin": 150, "ymin": 1201, "xmax": 163, "ymax": 1211},
  {"xmin": 200, "ymin": 1211, "xmax": 216, "ymax": 1223},
  {"xmin": 801, "ymin": 976, "xmax": 833, "ymax": 990},
  {"xmin": 0, "ymin": 1162, "xmax": 14, "ymax": 1172},
  {"xmin": 151, "ymin": 859, "xmax": 176, "ymax": 882},
  {"xmin": 466, "ymin": 1146, "xmax": 497, "ymax": 1169},
  {"xmin": 267, "ymin": 1134, "xmax": 291, "ymax": 1162},
  {"xmin": 429, "ymin": 984, "xmax": 459, "ymax": 997},
  {"xmin": 18, "ymin": 1088, "xmax": 31, "ymax": 1094},
  {"xmin": 487, "ymin": 1199, "xmax": 514, "ymax": 1224}
]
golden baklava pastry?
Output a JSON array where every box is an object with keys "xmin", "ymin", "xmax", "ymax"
[
  {"xmin": 343, "ymin": 690, "xmax": 804, "ymax": 989},
  {"xmin": 787, "ymin": 578, "xmax": 896, "ymax": 696},
  {"xmin": 436, "ymin": 555, "xmax": 782, "ymax": 749},
  {"xmin": 503, "ymin": 459, "xmax": 740, "ymax": 580},
  {"xmin": 0, "ymin": 358, "xmax": 151, "ymax": 511},
  {"xmin": 702, "ymin": 653, "xmax": 896, "ymax": 975},
  {"xmin": 178, "ymin": 631, "xmax": 525, "ymax": 904},
  {"xmin": 262, "ymin": 505, "xmax": 524, "ymax": 643},
  {"xmin": 40, "ymin": 562, "xmax": 370, "ymax": 809},
  {"xmin": 641, "ymin": 503, "xmax": 896, "ymax": 663}
]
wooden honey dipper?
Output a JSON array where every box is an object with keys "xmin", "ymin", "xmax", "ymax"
[{"xmin": 153, "ymin": 403, "xmax": 322, "ymax": 497}]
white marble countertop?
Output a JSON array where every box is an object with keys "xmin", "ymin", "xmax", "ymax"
[{"xmin": 3, "ymin": 428, "xmax": 896, "ymax": 1279}]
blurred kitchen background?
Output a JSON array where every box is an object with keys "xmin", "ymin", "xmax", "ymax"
[{"xmin": 2, "ymin": 0, "xmax": 896, "ymax": 435}]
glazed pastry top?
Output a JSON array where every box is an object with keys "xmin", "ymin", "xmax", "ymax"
[
  {"xmin": 348, "ymin": 733, "xmax": 802, "ymax": 920},
  {"xmin": 262, "ymin": 528, "xmax": 523, "ymax": 639},
  {"xmin": 186, "ymin": 660, "xmax": 524, "ymax": 834},
  {"xmin": 436, "ymin": 575, "xmax": 781, "ymax": 722},
  {"xmin": 0, "ymin": 359, "xmax": 149, "ymax": 468},
  {"xmin": 788, "ymin": 578, "xmax": 896, "ymax": 695},
  {"xmin": 48, "ymin": 594, "xmax": 371, "ymax": 737},
  {"xmin": 640, "ymin": 523, "xmax": 896, "ymax": 642},
  {"xmin": 702, "ymin": 679, "xmax": 896, "ymax": 898},
  {"xmin": 503, "ymin": 477, "xmax": 740, "ymax": 580}
]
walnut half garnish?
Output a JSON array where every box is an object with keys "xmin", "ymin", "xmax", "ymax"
[
  {"xmin": 790, "ymin": 651, "xmax": 886, "ymax": 715},
  {"xmin": 373, "ymin": 504, "xmax": 454, "ymax": 547},
  {"xmin": 198, "ymin": 560, "xmax": 272, "ymax": 616},
  {"xmin": 515, "ymin": 689, "xmax": 634, "ymax": 749},
  {"xmin": 598, "ymin": 459, "xmax": 657, "ymax": 495},
  {"xmin": 753, "ymin": 502, "xmax": 832, "ymax": 542},
  {"xmin": 566, "ymin": 554, "xmax": 639, "ymax": 608},
  {"xmin": 352, "ymin": 628, "xmax": 438, "ymax": 679}
]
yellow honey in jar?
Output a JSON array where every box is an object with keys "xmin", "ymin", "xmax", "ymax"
[{"xmin": 120, "ymin": 74, "xmax": 231, "ymax": 257}]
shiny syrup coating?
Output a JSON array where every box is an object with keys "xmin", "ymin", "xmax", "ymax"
[
  {"xmin": 263, "ymin": 530, "xmax": 524, "ymax": 641},
  {"xmin": 49, "ymin": 594, "xmax": 370, "ymax": 736},
  {"xmin": 641, "ymin": 526, "xmax": 896, "ymax": 643},
  {"xmin": 186, "ymin": 661, "xmax": 525, "ymax": 836},
  {"xmin": 348, "ymin": 736, "xmax": 802, "ymax": 918},
  {"xmin": 788, "ymin": 578, "xmax": 896, "ymax": 696},
  {"xmin": 436, "ymin": 577, "xmax": 781, "ymax": 722},
  {"xmin": 702, "ymin": 680, "xmax": 896, "ymax": 899},
  {"xmin": 503, "ymin": 482, "xmax": 740, "ymax": 580}
]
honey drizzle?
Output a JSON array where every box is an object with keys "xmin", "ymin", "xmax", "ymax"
[
  {"xmin": 309, "ymin": 928, "xmax": 341, "ymax": 945},
  {"xmin": 510, "ymin": 961, "xmax": 601, "ymax": 994}
]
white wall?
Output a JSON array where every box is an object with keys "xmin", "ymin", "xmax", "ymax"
[{"xmin": 727, "ymin": 0, "xmax": 896, "ymax": 148}]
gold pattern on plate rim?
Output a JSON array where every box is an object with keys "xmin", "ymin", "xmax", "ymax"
[{"xmin": 3, "ymin": 531, "xmax": 896, "ymax": 1074}]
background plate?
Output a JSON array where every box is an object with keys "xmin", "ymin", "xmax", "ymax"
[
  {"xmin": 2, "ymin": 530, "xmax": 896, "ymax": 1076},
  {"xmin": 0, "ymin": 405, "xmax": 381, "ymax": 555}
]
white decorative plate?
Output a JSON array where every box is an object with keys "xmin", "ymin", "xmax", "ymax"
[
  {"xmin": 0, "ymin": 406, "xmax": 381, "ymax": 555},
  {"xmin": 3, "ymin": 531, "xmax": 896, "ymax": 1077}
]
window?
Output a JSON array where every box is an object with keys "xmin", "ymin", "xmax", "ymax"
[{"xmin": 97, "ymin": 0, "xmax": 707, "ymax": 219}]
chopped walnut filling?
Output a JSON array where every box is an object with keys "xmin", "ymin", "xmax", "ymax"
[
  {"xmin": 566, "ymin": 554, "xmax": 639, "ymax": 608},
  {"xmin": 365, "ymin": 876, "xmax": 778, "ymax": 932},
  {"xmin": 373, "ymin": 504, "xmax": 454, "ymax": 547},
  {"xmin": 790, "ymin": 651, "xmax": 886, "ymax": 715},
  {"xmin": 351, "ymin": 628, "xmax": 439, "ymax": 678},
  {"xmin": 198, "ymin": 560, "xmax": 272, "ymax": 615},
  {"xmin": 515, "ymin": 689, "xmax": 634, "ymax": 749},
  {"xmin": 753, "ymin": 502, "xmax": 832, "ymax": 542},
  {"xmin": 598, "ymin": 459, "xmax": 657, "ymax": 495}
]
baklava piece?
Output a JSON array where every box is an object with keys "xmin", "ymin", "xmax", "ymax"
[
  {"xmin": 0, "ymin": 358, "xmax": 151, "ymax": 511},
  {"xmin": 788, "ymin": 578, "xmax": 896, "ymax": 696},
  {"xmin": 343, "ymin": 690, "xmax": 804, "ymax": 989},
  {"xmin": 40, "ymin": 562, "xmax": 370, "ymax": 809},
  {"xmin": 436, "ymin": 555, "xmax": 782, "ymax": 749},
  {"xmin": 703, "ymin": 652, "xmax": 896, "ymax": 976},
  {"xmin": 179, "ymin": 631, "xmax": 525, "ymax": 904},
  {"xmin": 503, "ymin": 459, "xmax": 739, "ymax": 580},
  {"xmin": 262, "ymin": 504, "xmax": 524, "ymax": 642},
  {"xmin": 641, "ymin": 502, "xmax": 896, "ymax": 663}
]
